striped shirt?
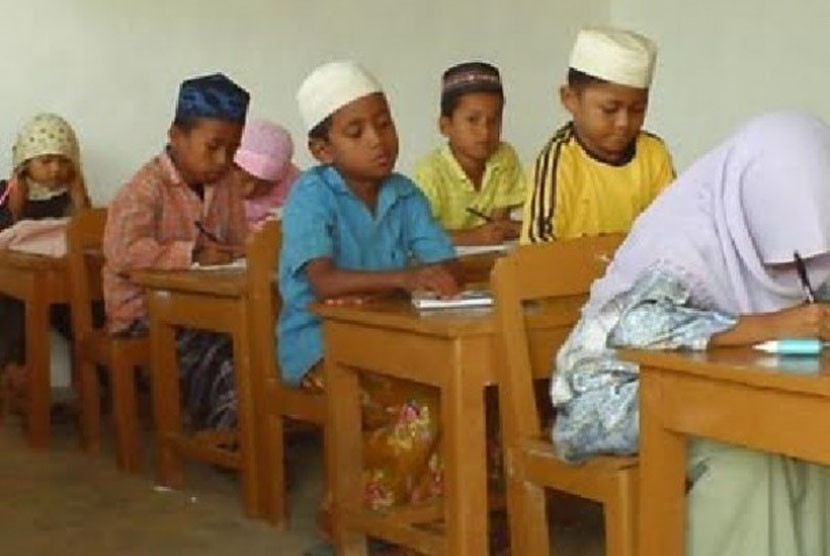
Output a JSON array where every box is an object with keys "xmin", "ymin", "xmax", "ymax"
[
  {"xmin": 521, "ymin": 123, "xmax": 674, "ymax": 243},
  {"xmin": 102, "ymin": 150, "xmax": 247, "ymax": 333}
]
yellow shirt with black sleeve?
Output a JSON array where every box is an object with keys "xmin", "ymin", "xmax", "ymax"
[
  {"xmin": 413, "ymin": 142, "xmax": 527, "ymax": 230},
  {"xmin": 520, "ymin": 123, "xmax": 674, "ymax": 243}
]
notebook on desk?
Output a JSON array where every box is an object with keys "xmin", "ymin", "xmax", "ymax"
[{"xmin": 411, "ymin": 289, "xmax": 493, "ymax": 310}]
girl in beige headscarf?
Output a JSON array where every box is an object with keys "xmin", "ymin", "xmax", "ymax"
[
  {"xmin": 0, "ymin": 113, "xmax": 89, "ymax": 226},
  {"xmin": 0, "ymin": 113, "xmax": 89, "ymax": 414}
]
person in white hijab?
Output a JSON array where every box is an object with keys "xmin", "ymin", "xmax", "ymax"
[{"xmin": 552, "ymin": 112, "xmax": 830, "ymax": 555}]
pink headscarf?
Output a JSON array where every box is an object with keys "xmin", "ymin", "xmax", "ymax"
[
  {"xmin": 586, "ymin": 112, "xmax": 830, "ymax": 317},
  {"xmin": 234, "ymin": 119, "xmax": 300, "ymax": 226}
]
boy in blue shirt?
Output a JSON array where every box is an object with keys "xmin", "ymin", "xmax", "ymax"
[
  {"xmin": 278, "ymin": 61, "xmax": 459, "ymax": 536},
  {"xmin": 279, "ymin": 60, "xmax": 459, "ymax": 535}
]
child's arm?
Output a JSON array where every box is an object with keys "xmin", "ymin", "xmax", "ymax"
[
  {"xmin": 7, "ymin": 178, "xmax": 28, "ymax": 223},
  {"xmin": 103, "ymin": 182, "xmax": 196, "ymax": 274},
  {"xmin": 710, "ymin": 303, "xmax": 830, "ymax": 346},
  {"xmin": 305, "ymin": 257, "xmax": 459, "ymax": 300}
]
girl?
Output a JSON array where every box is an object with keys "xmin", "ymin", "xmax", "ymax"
[
  {"xmin": 552, "ymin": 112, "xmax": 830, "ymax": 555},
  {"xmin": 0, "ymin": 113, "xmax": 90, "ymax": 408},
  {"xmin": 232, "ymin": 119, "xmax": 299, "ymax": 228}
]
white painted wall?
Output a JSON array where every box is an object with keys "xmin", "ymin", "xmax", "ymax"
[
  {"xmin": 611, "ymin": 0, "xmax": 830, "ymax": 170},
  {"xmin": 0, "ymin": 0, "xmax": 607, "ymax": 203}
]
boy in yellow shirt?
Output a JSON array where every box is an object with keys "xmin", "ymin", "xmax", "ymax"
[
  {"xmin": 414, "ymin": 62, "xmax": 526, "ymax": 246},
  {"xmin": 522, "ymin": 27, "xmax": 675, "ymax": 243}
]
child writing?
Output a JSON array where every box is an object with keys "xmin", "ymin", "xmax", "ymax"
[
  {"xmin": 414, "ymin": 62, "xmax": 526, "ymax": 246},
  {"xmin": 103, "ymin": 73, "xmax": 249, "ymax": 430},
  {"xmin": 279, "ymin": 61, "xmax": 459, "ymax": 519},
  {"xmin": 232, "ymin": 118, "xmax": 300, "ymax": 228},
  {"xmin": 521, "ymin": 27, "xmax": 675, "ymax": 243},
  {"xmin": 0, "ymin": 113, "xmax": 90, "ymax": 408},
  {"xmin": 549, "ymin": 112, "xmax": 830, "ymax": 556}
]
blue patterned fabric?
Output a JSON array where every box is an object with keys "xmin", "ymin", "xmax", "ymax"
[
  {"xmin": 175, "ymin": 73, "xmax": 249, "ymax": 124},
  {"xmin": 550, "ymin": 269, "xmax": 737, "ymax": 462}
]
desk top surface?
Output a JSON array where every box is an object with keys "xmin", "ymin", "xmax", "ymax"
[
  {"xmin": 131, "ymin": 267, "xmax": 247, "ymax": 297},
  {"xmin": 0, "ymin": 249, "xmax": 66, "ymax": 271},
  {"xmin": 622, "ymin": 347, "xmax": 830, "ymax": 396}
]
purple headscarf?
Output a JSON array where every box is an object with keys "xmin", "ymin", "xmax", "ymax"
[{"xmin": 586, "ymin": 112, "xmax": 830, "ymax": 317}]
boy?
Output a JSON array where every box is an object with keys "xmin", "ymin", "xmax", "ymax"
[
  {"xmin": 521, "ymin": 27, "xmax": 675, "ymax": 243},
  {"xmin": 102, "ymin": 72, "xmax": 249, "ymax": 429},
  {"xmin": 414, "ymin": 62, "xmax": 526, "ymax": 246},
  {"xmin": 279, "ymin": 60, "xmax": 458, "ymax": 513}
]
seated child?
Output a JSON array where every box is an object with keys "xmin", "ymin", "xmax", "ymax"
[
  {"xmin": 103, "ymin": 73, "xmax": 249, "ymax": 430},
  {"xmin": 279, "ymin": 61, "xmax": 460, "ymax": 513},
  {"xmin": 550, "ymin": 112, "xmax": 830, "ymax": 555},
  {"xmin": 232, "ymin": 118, "xmax": 300, "ymax": 228},
  {"xmin": 0, "ymin": 113, "xmax": 90, "ymax": 407},
  {"xmin": 521, "ymin": 26, "xmax": 675, "ymax": 243},
  {"xmin": 414, "ymin": 62, "xmax": 526, "ymax": 246}
]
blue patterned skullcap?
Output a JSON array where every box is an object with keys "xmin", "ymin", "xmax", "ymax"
[{"xmin": 175, "ymin": 73, "xmax": 250, "ymax": 124}]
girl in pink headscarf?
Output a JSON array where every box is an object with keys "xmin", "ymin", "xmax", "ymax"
[
  {"xmin": 232, "ymin": 119, "xmax": 300, "ymax": 228},
  {"xmin": 553, "ymin": 112, "xmax": 830, "ymax": 555}
]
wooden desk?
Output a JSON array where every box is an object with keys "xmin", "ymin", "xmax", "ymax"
[
  {"xmin": 622, "ymin": 348, "xmax": 830, "ymax": 556},
  {"xmin": 131, "ymin": 266, "xmax": 262, "ymax": 518},
  {"xmin": 0, "ymin": 250, "xmax": 69, "ymax": 448},
  {"xmin": 316, "ymin": 298, "xmax": 576, "ymax": 555}
]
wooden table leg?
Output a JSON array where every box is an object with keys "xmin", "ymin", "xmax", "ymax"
[
  {"xmin": 327, "ymin": 355, "xmax": 368, "ymax": 556},
  {"xmin": 24, "ymin": 283, "xmax": 50, "ymax": 449},
  {"xmin": 639, "ymin": 369, "xmax": 686, "ymax": 556},
  {"xmin": 231, "ymin": 305, "xmax": 262, "ymax": 518},
  {"xmin": 149, "ymin": 300, "xmax": 184, "ymax": 487},
  {"xmin": 443, "ymin": 367, "xmax": 489, "ymax": 555}
]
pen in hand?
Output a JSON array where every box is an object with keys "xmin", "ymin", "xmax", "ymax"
[
  {"xmin": 194, "ymin": 221, "xmax": 221, "ymax": 243},
  {"xmin": 466, "ymin": 206, "xmax": 493, "ymax": 223},
  {"xmin": 794, "ymin": 250, "xmax": 816, "ymax": 303}
]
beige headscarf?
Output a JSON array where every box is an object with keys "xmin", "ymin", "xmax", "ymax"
[{"xmin": 12, "ymin": 113, "xmax": 81, "ymax": 201}]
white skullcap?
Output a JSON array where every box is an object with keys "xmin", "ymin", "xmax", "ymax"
[
  {"xmin": 568, "ymin": 27, "xmax": 657, "ymax": 89},
  {"xmin": 296, "ymin": 61, "xmax": 383, "ymax": 133}
]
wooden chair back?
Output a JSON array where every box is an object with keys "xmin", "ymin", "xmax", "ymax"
[{"xmin": 66, "ymin": 207, "xmax": 107, "ymax": 342}]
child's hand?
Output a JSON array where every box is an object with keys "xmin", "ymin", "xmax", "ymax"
[
  {"xmin": 474, "ymin": 221, "xmax": 513, "ymax": 245},
  {"xmin": 769, "ymin": 303, "xmax": 830, "ymax": 339},
  {"xmin": 194, "ymin": 243, "xmax": 235, "ymax": 266},
  {"xmin": 402, "ymin": 264, "xmax": 459, "ymax": 297}
]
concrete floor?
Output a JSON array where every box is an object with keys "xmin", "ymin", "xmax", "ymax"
[{"xmin": 0, "ymin": 407, "xmax": 604, "ymax": 555}]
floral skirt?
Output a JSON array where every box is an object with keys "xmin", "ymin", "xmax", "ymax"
[{"xmin": 302, "ymin": 363, "xmax": 443, "ymax": 511}]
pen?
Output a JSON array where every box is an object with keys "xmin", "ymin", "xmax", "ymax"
[
  {"xmin": 194, "ymin": 221, "xmax": 221, "ymax": 243},
  {"xmin": 794, "ymin": 250, "xmax": 816, "ymax": 303},
  {"xmin": 754, "ymin": 338, "xmax": 826, "ymax": 355},
  {"xmin": 466, "ymin": 207, "xmax": 493, "ymax": 223}
]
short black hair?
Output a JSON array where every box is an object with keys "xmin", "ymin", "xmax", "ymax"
[
  {"xmin": 566, "ymin": 68, "xmax": 611, "ymax": 90},
  {"xmin": 308, "ymin": 116, "xmax": 332, "ymax": 141},
  {"xmin": 440, "ymin": 61, "xmax": 504, "ymax": 118}
]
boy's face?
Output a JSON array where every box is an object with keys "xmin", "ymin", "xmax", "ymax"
[
  {"xmin": 439, "ymin": 91, "xmax": 503, "ymax": 167},
  {"xmin": 232, "ymin": 165, "xmax": 273, "ymax": 199},
  {"xmin": 561, "ymin": 82, "xmax": 649, "ymax": 164},
  {"xmin": 309, "ymin": 92, "xmax": 399, "ymax": 184},
  {"xmin": 168, "ymin": 118, "xmax": 243, "ymax": 185},
  {"xmin": 25, "ymin": 154, "xmax": 74, "ymax": 189}
]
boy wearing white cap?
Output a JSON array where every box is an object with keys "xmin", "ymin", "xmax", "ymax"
[
  {"xmin": 521, "ymin": 26, "xmax": 675, "ymax": 243},
  {"xmin": 278, "ymin": 61, "xmax": 460, "ymax": 524}
]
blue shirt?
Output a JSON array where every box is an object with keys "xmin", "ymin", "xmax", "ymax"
[{"xmin": 277, "ymin": 165, "xmax": 455, "ymax": 384}]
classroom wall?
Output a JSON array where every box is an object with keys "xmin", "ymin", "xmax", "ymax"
[
  {"xmin": 0, "ymin": 0, "xmax": 607, "ymax": 203},
  {"xmin": 610, "ymin": 0, "xmax": 830, "ymax": 170}
]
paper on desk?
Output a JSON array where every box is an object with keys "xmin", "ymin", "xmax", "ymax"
[
  {"xmin": 454, "ymin": 240, "xmax": 517, "ymax": 257},
  {"xmin": 190, "ymin": 258, "xmax": 247, "ymax": 271},
  {"xmin": 411, "ymin": 288, "xmax": 493, "ymax": 310}
]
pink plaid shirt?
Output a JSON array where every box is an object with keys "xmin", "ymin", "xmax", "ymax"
[{"xmin": 103, "ymin": 150, "xmax": 247, "ymax": 333}]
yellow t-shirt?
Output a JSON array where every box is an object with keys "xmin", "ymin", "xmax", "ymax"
[
  {"xmin": 413, "ymin": 142, "xmax": 527, "ymax": 230},
  {"xmin": 521, "ymin": 123, "xmax": 674, "ymax": 243}
]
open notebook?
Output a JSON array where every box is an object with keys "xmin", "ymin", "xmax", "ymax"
[{"xmin": 411, "ymin": 289, "xmax": 493, "ymax": 310}]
